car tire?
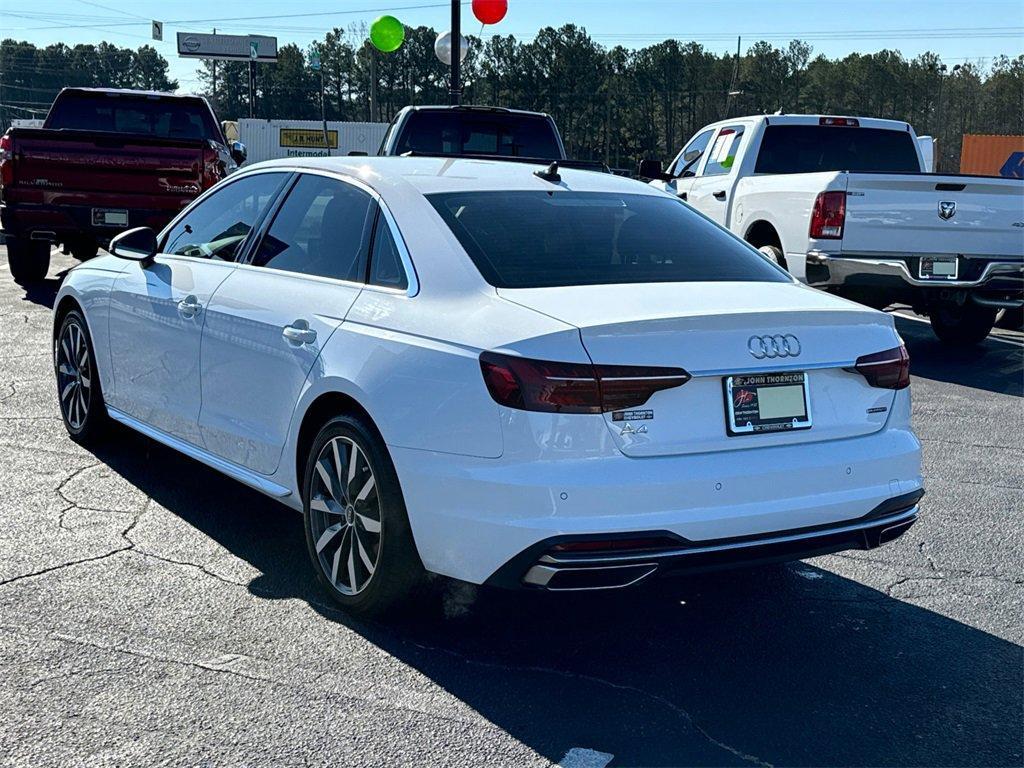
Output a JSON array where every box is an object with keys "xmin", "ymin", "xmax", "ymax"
[
  {"xmin": 302, "ymin": 414, "xmax": 426, "ymax": 616},
  {"xmin": 70, "ymin": 237, "xmax": 99, "ymax": 262},
  {"xmin": 55, "ymin": 309, "xmax": 108, "ymax": 443},
  {"xmin": 929, "ymin": 303, "xmax": 997, "ymax": 346},
  {"xmin": 757, "ymin": 244, "xmax": 787, "ymax": 270},
  {"xmin": 7, "ymin": 238, "xmax": 50, "ymax": 285}
]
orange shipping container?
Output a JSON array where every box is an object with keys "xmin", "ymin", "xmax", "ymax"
[{"xmin": 959, "ymin": 134, "xmax": 1024, "ymax": 177}]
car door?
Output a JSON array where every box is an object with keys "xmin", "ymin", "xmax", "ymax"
[
  {"xmin": 106, "ymin": 172, "xmax": 288, "ymax": 444},
  {"xmin": 654, "ymin": 128, "xmax": 715, "ymax": 202},
  {"xmin": 685, "ymin": 124, "xmax": 747, "ymax": 227},
  {"xmin": 197, "ymin": 172, "xmax": 377, "ymax": 474}
]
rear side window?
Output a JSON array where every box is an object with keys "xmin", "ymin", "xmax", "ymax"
[
  {"xmin": 428, "ymin": 191, "xmax": 788, "ymax": 289},
  {"xmin": 368, "ymin": 212, "xmax": 409, "ymax": 290},
  {"xmin": 395, "ymin": 111, "xmax": 561, "ymax": 159},
  {"xmin": 251, "ymin": 174, "xmax": 374, "ymax": 282},
  {"xmin": 755, "ymin": 125, "xmax": 922, "ymax": 174},
  {"xmin": 46, "ymin": 92, "xmax": 220, "ymax": 141},
  {"xmin": 703, "ymin": 126, "xmax": 745, "ymax": 176},
  {"xmin": 162, "ymin": 173, "xmax": 285, "ymax": 260}
]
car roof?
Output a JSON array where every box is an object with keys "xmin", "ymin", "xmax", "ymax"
[
  {"xmin": 396, "ymin": 104, "xmax": 552, "ymax": 119},
  {"xmin": 699, "ymin": 114, "xmax": 912, "ymax": 133},
  {"xmin": 248, "ymin": 156, "xmax": 658, "ymax": 198},
  {"xmin": 59, "ymin": 87, "xmax": 205, "ymax": 100}
]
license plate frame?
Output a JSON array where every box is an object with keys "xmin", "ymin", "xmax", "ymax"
[
  {"xmin": 919, "ymin": 255, "xmax": 958, "ymax": 280},
  {"xmin": 724, "ymin": 371, "xmax": 812, "ymax": 436},
  {"xmin": 91, "ymin": 208, "xmax": 129, "ymax": 227}
]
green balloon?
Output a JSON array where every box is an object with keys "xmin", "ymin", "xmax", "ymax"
[{"xmin": 370, "ymin": 15, "xmax": 405, "ymax": 53}]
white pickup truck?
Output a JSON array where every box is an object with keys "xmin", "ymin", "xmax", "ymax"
[{"xmin": 642, "ymin": 114, "xmax": 1024, "ymax": 345}]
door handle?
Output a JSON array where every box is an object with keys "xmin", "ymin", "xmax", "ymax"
[
  {"xmin": 713, "ymin": 190, "xmax": 727, "ymax": 200},
  {"xmin": 282, "ymin": 319, "xmax": 317, "ymax": 346},
  {"xmin": 677, "ymin": 191, "xmax": 688, "ymax": 201},
  {"xmin": 177, "ymin": 295, "xmax": 202, "ymax": 318}
]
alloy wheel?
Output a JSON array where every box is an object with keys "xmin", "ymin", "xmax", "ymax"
[
  {"xmin": 309, "ymin": 436, "xmax": 383, "ymax": 595},
  {"xmin": 56, "ymin": 320, "xmax": 91, "ymax": 431}
]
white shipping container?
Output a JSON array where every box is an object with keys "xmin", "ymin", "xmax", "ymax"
[{"xmin": 238, "ymin": 119, "xmax": 389, "ymax": 165}]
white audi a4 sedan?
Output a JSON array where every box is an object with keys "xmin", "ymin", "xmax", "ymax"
[{"xmin": 53, "ymin": 157, "xmax": 923, "ymax": 614}]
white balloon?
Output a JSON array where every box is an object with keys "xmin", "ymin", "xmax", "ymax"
[{"xmin": 434, "ymin": 30, "xmax": 468, "ymax": 66}]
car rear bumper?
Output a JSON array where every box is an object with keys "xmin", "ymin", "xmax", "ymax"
[
  {"xmin": 489, "ymin": 492, "xmax": 921, "ymax": 590},
  {"xmin": 390, "ymin": 422, "xmax": 924, "ymax": 586},
  {"xmin": 806, "ymin": 250, "xmax": 1024, "ymax": 307},
  {"xmin": 0, "ymin": 200, "xmax": 188, "ymax": 243}
]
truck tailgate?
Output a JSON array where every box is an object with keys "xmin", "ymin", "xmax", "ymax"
[
  {"xmin": 9, "ymin": 129, "xmax": 206, "ymax": 201},
  {"xmin": 841, "ymin": 173, "xmax": 1024, "ymax": 258}
]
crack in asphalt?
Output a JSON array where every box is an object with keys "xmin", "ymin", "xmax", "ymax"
[{"xmin": 401, "ymin": 638, "xmax": 773, "ymax": 768}]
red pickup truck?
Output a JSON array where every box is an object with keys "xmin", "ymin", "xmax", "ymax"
[{"xmin": 0, "ymin": 88, "xmax": 245, "ymax": 284}]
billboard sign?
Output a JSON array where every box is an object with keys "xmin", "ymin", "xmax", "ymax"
[{"xmin": 176, "ymin": 32, "xmax": 278, "ymax": 62}]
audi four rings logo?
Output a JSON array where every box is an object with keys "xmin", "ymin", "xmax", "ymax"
[{"xmin": 748, "ymin": 334, "xmax": 801, "ymax": 359}]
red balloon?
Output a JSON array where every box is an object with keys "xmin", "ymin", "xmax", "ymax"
[{"xmin": 472, "ymin": 0, "xmax": 507, "ymax": 25}]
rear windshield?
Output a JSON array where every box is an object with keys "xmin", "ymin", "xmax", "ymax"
[
  {"xmin": 395, "ymin": 111, "xmax": 561, "ymax": 159},
  {"xmin": 754, "ymin": 125, "xmax": 921, "ymax": 174},
  {"xmin": 46, "ymin": 92, "xmax": 220, "ymax": 142},
  {"xmin": 428, "ymin": 191, "xmax": 789, "ymax": 289}
]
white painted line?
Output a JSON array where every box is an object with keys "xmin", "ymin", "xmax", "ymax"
[
  {"xmin": 793, "ymin": 568, "xmax": 824, "ymax": 580},
  {"xmin": 554, "ymin": 748, "xmax": 614, "ymax": 768}
]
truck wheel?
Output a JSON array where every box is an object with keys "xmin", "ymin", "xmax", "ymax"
[
  {"xmin": 757, "ymin": 245, "xmax": 787, "ymax": 270},
  {"xmin": 6, "ymin": 239, "xmax": 51, "ymax": 285},
  {"xmin": 70, "ymin": 238, "xmax": 99, "ymax": 262},
  {"xmin": 929, "ymin": 303, "xmax": 997, "ymax": 346}
]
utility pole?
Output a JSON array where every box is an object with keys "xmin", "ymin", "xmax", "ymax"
[
  {"xmin": 211, "ymin": 28, "xmax": 217, "ymax": 107},
  {"xmin": 449, "ymin": 0, "xmax": 461, "ymax": 105},
  {"xmin": 248, "ymin": 60, "xmax": 255, "ymax": 118},
  {"xmin": 724, "ymin": 36, "xmax": 741, "ymax": 119}
]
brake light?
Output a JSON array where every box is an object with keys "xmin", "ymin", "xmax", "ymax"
[
  {"xmin": 852, "ymin": 345, "xmax": 910, "ymax": 390},
  {"xmin": 0, "ymin": 132, "xmax": 13, "ymax": 187},
  {"xmin": 819, "ymin": 116, "xmax": 860, "ymax": 127},
  {"xmin": 479, "ymin": 351, "xmax": 690, "ymax": 413},
  {"xmin": 200, "ymin": 142, "xmax": 225, "ymax": 190},
  {"xmin": 810, "ymin": 191, "xmax": 846, "ymax": 239}
]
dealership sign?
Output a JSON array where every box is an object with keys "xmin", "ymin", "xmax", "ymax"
[{"xmin": 176, "ymin": 32, "xmax": 278, "ymax": 62}]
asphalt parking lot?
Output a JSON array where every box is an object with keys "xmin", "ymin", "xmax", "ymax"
[{"xmin": 0, "ymin": 247, "xmax": 1021, "ymax": 768}]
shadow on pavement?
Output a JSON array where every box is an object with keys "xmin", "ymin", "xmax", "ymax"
[
  {"xmin": 894, "ymin": 315, "xmax": 1023, "ymax": 397},
  {"xmin": 85, "ymin": 424, "xmax": 1024, "ymax": 768}
]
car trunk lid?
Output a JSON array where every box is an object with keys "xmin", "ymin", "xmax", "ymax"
[{"xmin": 498, "ymin": 282, "xmax": 902, "ymax": 457}]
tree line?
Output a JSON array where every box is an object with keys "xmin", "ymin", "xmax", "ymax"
[{"xmin": 2, "ymin": 28, "xmax": 1022, "ymax": 172}]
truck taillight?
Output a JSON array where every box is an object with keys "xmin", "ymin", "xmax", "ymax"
[
  {"xmin": 810, "ymin": 191, "xmax": 846, "ymax": 239},
  {"xmin": 480, "ymin": 351, "xmax": 690, "ymax": 414},
  {"xmin": 0, "ymin": 132, "xmax": 13, "ymax": 187},
  {"xmin": 852, "ymin": 345, "xmax": 910, "ymax": 390},
  {"xmin": 819, "ymin": 116, "xmax": 860, "ymax": 127},
  {"xmin": 200, "ymin": 142, "xmax": 225, "ymax": 190}
]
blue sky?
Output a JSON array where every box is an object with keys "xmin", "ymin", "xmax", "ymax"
[{"xmin": 3, "ymin": 0, "xmax": 1023, "ymax": 91}]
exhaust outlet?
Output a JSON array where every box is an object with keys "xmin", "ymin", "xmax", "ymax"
[{"xmin": 523, "ymin": 563, "xmax": 658, "ymax": 591}]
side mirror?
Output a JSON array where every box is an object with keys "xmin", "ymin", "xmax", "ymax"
[
  {"xmin": 638, "ymin": 158, "xmax": 671, "ymax": 181},
  {"xmin": 230, "ymin": 141, "xmax": 247, "ymax": 166},
  {"xmin": 110, "ymin": 227, "xmax": 157, "ymax": 263}
]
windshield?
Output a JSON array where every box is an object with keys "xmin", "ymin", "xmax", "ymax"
[
  {"xmin": 395, "ymin": 111, "xmax": 561, "ymax": 159},
  {"xmin": 755, "ymin": 125, "xmax": 921, "ymax": 174},
  {"xmin": 46, "ymin": 92, "xmax": 220, "ymax": 142},
  {"xmin": 428, "ymin": 191, "xmax": 789, "ymax": 289}
]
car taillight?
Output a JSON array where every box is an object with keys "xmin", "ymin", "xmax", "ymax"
[
  {"xmin": 0, "ymin": 132, "xmax": 13, "ymax": 187},
  {"xmin": 479, "ymin": 351, "xmax": 690, "ymax": 414},
  {"xmin": 852, "ymin": 344, "xmax": 910, "ymax": 390},
  {"xmin": 810, "ymin": 190, "xmax": 846, "ymax": 239},
  {"xmin": 200, "ymin": 142, "xmax": 225, "ymax": 190}
]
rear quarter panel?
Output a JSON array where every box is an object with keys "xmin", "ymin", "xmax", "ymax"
[{"xmin": 734, "ymin": 171, "xmax": 848, "ymax": 279}]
